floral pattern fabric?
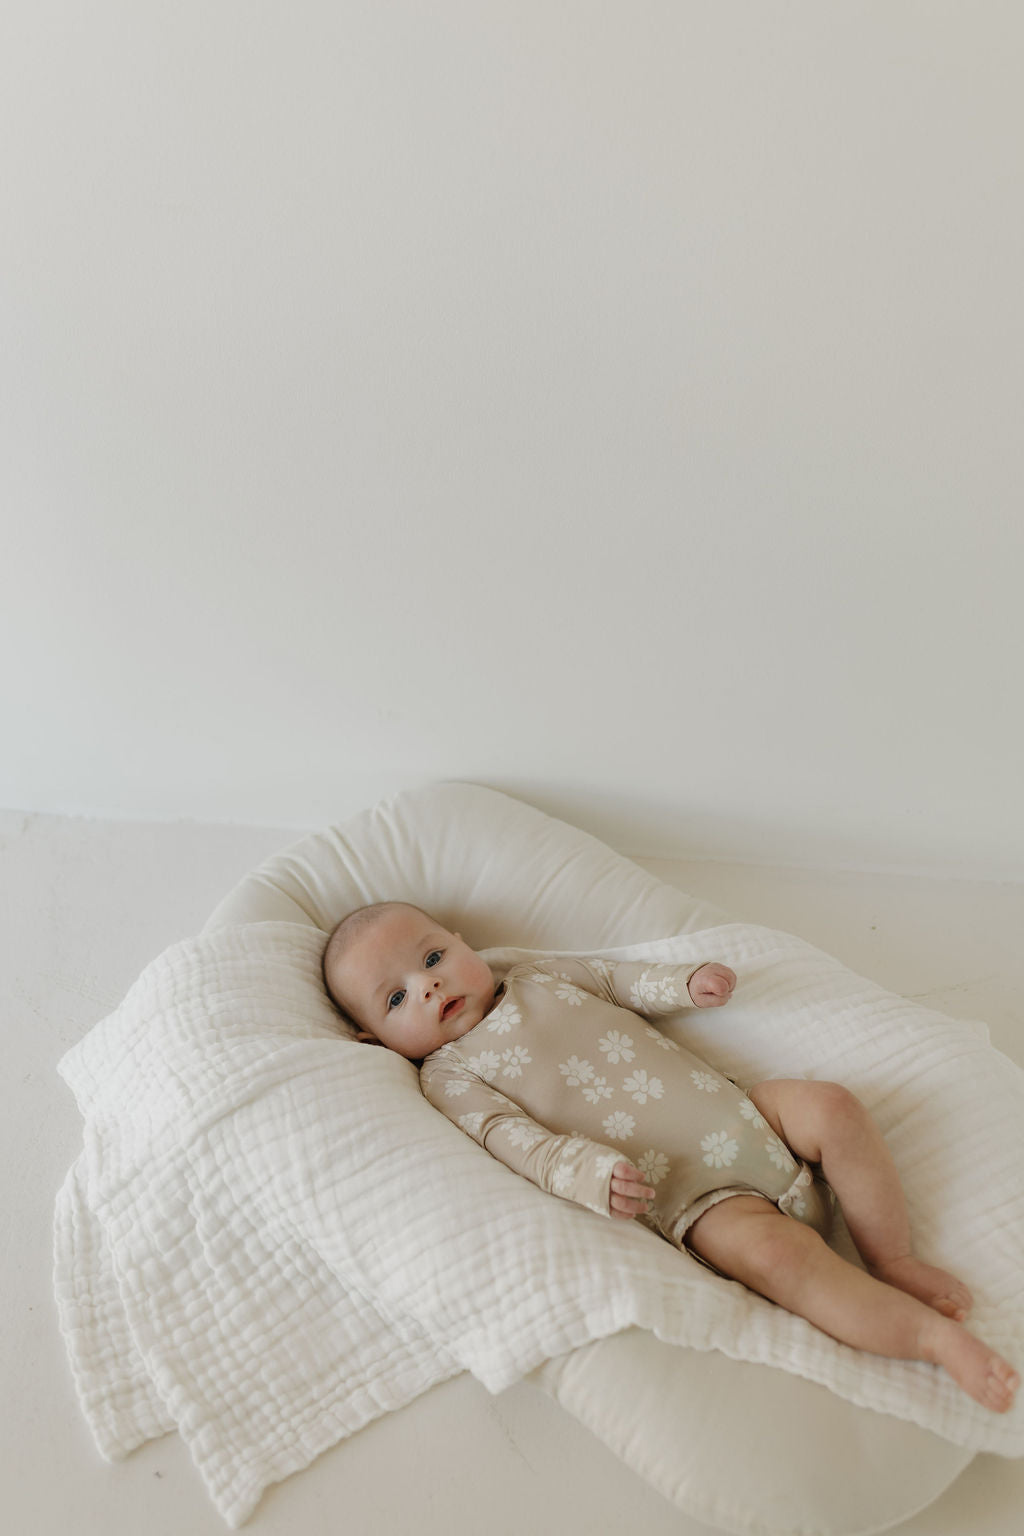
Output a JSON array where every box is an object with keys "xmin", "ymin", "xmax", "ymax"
[{"xmin": 419, "ymin": 957, "xmax": 833, "ymax": 1243}]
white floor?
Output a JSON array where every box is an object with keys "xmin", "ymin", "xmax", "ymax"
[{"xmin": 4, "ymin": 810, "xmax": 1024, "ymax": 1536}]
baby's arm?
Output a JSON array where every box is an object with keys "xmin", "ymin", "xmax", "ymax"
[
  {"xmin": 420, "ymin": 1055, "xmax": 642, "ymax": 1219},
  {"xmin": 536, "ymin": 956, "xmax": 736, "ymax": 1017}
]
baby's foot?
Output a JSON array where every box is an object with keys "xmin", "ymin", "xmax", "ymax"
[
  {"xmin": 869, "ymin": 1255, "xmax": 973, "ymax": 1322},
  {"xmin": 922, "ymin": 1316, "xmax": 1020, "ymax": 1413}
]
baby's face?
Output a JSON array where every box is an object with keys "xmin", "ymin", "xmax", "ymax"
[{"xmin": 334, "ymin": 905, "xmax": 500, "ymax": 1060}]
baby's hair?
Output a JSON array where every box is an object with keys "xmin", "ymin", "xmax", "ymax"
[{"xmin": 321, "ymin": 900, "xmax": 436, "ymax": 1014}]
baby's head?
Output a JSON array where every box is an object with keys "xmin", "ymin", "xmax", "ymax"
[{"xmin": 322, "ymin": 901, "xmax": 500, "ymax": 1061}]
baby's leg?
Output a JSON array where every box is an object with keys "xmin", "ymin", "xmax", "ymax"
[
  {"xmin": 688, "ymin": 1195, "xmax": 1019, "ymax": 1412},
  {"xmin": 748, "ymin": 1079, "xmax": 972, "ymax": 1321}
]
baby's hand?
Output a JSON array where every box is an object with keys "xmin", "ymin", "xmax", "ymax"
[
  {"xmin": 609, "ymin": 1160, "xmax": 655, "ymax": 1220},
  {"xmin": 687, "ymin": 963, "xmax": 737, "ymax": 1008}
]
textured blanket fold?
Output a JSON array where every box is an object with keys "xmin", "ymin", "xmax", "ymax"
[{"xmin": 54, "ymin": 920, "xmax": 1024, "ymax": 1526}]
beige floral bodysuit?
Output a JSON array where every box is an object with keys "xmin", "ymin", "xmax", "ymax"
[{"xmin": 419, "ymin": 956, "xmax": 833, "ymax": 1256}]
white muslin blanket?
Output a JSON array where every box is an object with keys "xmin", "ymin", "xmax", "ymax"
[{"xmin": 54, "ymin": 920, "xmax": 1024, "ymax": 1525}]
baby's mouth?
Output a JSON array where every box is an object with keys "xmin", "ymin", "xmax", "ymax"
[{"xmin": 441, "ymin": 997, "xmax": 463, "ymax": 1023}]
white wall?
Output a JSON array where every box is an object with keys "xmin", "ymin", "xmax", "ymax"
[{"xmin": 3, "ymin": 2, "xmax": 1022, "ymax": 878}]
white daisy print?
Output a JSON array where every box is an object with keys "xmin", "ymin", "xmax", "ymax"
[
  {"xmin": 701, "ymin": 1130, "xmax": 739, "ymax": 1168},
  {"xmin": 782, "ymin": 1167, "xmax": 812, "ymax": 1217},
  {"xmin": 738, "ymin": 1099, "xmax": 768, "ymax": 1130},
  {"xmin": 501, "ymin": 1045, "xmax": 532, "ymax": 1079},
  {"xmin": 442, "ymin": 1078, "xmax": 471, "ymax": 1098},
  {"xmin": 485, "ymin": 998, "xmax": 522, "ymax": 1034},
  {"xmin": 644, "ymin": 1025, "xmax": 680, "ymax": 1052},
  {"xmin": 637, "ymin": 1149, "xmax": 670, "ymax": 1184},
  {"xmin": 551, "ymin": 1138, "xmax": 587, "ymax": 1195},
  {"xmin": 629, "ymin": 971, "xmax": 682, "ymax": 1013},
  {"xmin": 554, "ymin": 974, "xmax": 588, "ymax": 1006},
  {"xmin": 467, "ymin": 1050, "xmax": 501, "ymax": 1081},
  {"xmin": 458, "ymin": 1112, "xmax": 486, "ymax": 1136},
  {"xmin": 690, "ymin": 1070, "xmax": 721, "ymax": 1094},
  {"xmin": 552, "ymin": 1162, "xmax": 575, "ymax": 1194},
  {"xmin": 559, "ymin": 1055, "xmax": 595, "ymax": 1086},
  {"xmin": 594, "ymin": 1152, "xmax": 620, "ymax": 1181},
  {"xmin": 581, "ymin": 1075, "xmax": 614, "ymax": 1104},
  {"xmin": 623, "ymin": 1069, "xmax": 664, "ymax": 1104},
  {"xmin": 505, "ymin": 1122, "xmax": 545, "ymax": 1151},
  {"xmin": 602, "ymin": 1110, "xmax": 636, "ymax": 1141},
  {"xmin": 599, "ymin": 1030, "xmax": 635, "ymax": 1064},
  {"xmin": 765, "ymin": 1137, "xmax": 796, "ymax": 1171},
  {"xmin": 583, "ymin": 957, "xmax": 615, "ymax": 980}
]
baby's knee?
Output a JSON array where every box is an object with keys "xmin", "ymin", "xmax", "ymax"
[
  {"xmin": 690, "ymin": 1200, "xmax": 820, "ymax": 1294},
  {"xmin": 810, "ymin": 1080, "xmax": 862, "ymax": 1119},
  {"xmin": 796, "ymin": 1081, "xmax": 866, "ymax": 1150},
  {"xmin": 749, "ymin": 1078, "xmax": 866, "ymax": 1160},
  {"xmin": 740, "ymin": 1210, "xmax": 823, "ymax": 1292}
]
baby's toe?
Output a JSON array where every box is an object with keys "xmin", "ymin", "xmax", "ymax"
[
  {"xmin": 934, "ymin": 1286, "xmax": 971, "ymax": 1322},
  {"xmin": 945, "ymin": 1279, "xmax": 974, "ymax": 1320},
  {"xmin": 924, "ymin": 1269, "xmax": 972, "ymax": 1321},
  {"xmin": 986, "ymin": 1360, "xmax": 1020, "ymax": 1413}
]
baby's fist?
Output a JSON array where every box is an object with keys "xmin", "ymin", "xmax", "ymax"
[
  {"xmin": 687, "ymin": 963, "xmax": 737, "ymax": 1008},
  {"xmin": 609, "ymin": 1160, "xmax": 655, "ymax": 1220}
]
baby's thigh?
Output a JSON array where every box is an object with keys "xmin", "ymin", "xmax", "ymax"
[
  {"xmin": 746, "ymin": 1078, "xmax": 860, "ymax": 1162},
  {"xmin": 687, "ymin": 1193, "xmax": 820, "ymax": 1292}
]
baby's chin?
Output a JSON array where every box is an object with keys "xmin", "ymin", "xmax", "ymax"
[{"xmin": 451, "ymin": 1007, "xmax": 489, "ymax": 1039}]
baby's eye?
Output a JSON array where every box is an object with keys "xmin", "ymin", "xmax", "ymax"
[
  {"xmin": 387, "ymin": 989, "xmax": 406, "ymax": 1011},
  {"xmin": 425, "ymin": 950, "xmax": 443, "ymax": 968}
]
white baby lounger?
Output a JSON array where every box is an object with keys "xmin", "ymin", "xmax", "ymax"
[{"xmin": 55, "ymin": 783, "xmax": 1024, "ymax": 1534}]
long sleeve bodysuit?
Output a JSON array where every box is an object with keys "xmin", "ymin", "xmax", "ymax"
[{"xmin": 419, "ymin": 956, "xmax": 833, "ymax": 1254}]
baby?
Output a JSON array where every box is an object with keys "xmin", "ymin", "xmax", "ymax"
[{"xmin": 322, "ymin": 900, "xmax": 1020, "ymax": 1414}]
